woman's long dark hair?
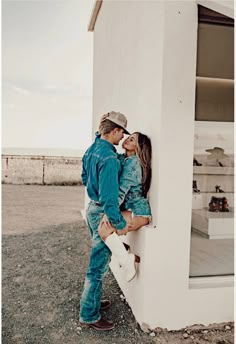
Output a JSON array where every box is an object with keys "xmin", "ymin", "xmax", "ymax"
[{"xmin": 134, "ymin": 132, "xmax": 152, "ymax": 197}]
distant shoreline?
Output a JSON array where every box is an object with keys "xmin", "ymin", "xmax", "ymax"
[{"xmin": 2, "ymin": 147, "xmax": 85, "ymax": 158}]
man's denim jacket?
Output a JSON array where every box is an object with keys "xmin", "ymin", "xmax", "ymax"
[{"xmin": 81, "ymin": 134, "xmax": 127, "ymax": 230}]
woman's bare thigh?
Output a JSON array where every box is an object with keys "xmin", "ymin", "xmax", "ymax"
[
  {"xmin": 98, "ymin": 211, "xmax": 150, "ymax": 240},
  {"xmin": 122, "ymin": 211, "xmax": 149, "ymax": 232}
]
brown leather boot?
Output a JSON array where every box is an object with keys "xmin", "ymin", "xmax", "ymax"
[
  {"xmin": 79, "ymin": 318, "xmax": 114, "ymax": 331},
  {"xmin": 100, "ymin": 300, "xmax": 111, "ymax": 311}
]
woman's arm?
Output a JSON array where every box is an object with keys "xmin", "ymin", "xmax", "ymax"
[{"xmin": 118, "ymin": 157, "xmax": 142, "ymax": 205}]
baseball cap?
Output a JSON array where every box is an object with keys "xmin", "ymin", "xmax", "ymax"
[{"xmin": 106, "ymin": 111, "xmax": 130, "ymax": 134}]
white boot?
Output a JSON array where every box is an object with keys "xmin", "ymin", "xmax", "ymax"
[{"xmin": 105, "ymin": 232, "xmax": 136, "ymax": 282}]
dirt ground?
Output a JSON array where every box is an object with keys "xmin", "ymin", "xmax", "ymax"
[{"xmin": 2, "ymin": 184, "xmax": 234, "ymax": 344}]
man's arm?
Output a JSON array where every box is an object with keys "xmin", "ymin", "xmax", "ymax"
[
  {"xmin": 81, "ymin": 154, "xmax": 87, "ymax": 186},
  {"xmin": 81, "ymin": 134, "xmax": 100, "ymax": 186},
  {"xmin": 99, "ymin": 157, "xmax": 127, "ymax": 230}
]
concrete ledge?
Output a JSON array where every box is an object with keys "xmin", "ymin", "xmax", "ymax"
[{"xmin": 2, "ymin": 155, "xmax": 82, "ymax": 185}]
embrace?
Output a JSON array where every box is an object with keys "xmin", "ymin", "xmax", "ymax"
[{"xmin": 79, "ymin": 111, "xmax": 152, "ymax": 331}]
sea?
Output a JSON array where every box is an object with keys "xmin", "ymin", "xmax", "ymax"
[{"xmin": 2, "ymin": 147, "xmax": 85, "ymax": 158}]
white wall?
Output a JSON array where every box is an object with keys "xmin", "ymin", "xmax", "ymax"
[
  {"xmin": 93, "ymin": 0, "xmax": 164, "ymax": 219},
  {"xmin": 92, "ymin": 0, "xmax": 234, "ymax": 330}
]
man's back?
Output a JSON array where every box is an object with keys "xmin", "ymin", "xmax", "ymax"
[
  {"xmin": 82, "ymin": 136, "xmax": 126, "ymax": 229},
  {"xmin": 82, "ymin": 136, "xmax": 118, "ymax": 201}
]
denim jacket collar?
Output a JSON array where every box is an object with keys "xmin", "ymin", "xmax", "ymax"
[
  {"xmin": 95, "ymin": 131, "xmax": 116, "ymax": 153},
  {"xmin": 124, "ymin": 154, "xmax": 137, "ymax": 161}
]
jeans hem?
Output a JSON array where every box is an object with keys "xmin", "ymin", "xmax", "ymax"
[{"xmin": 79, "ymin": 315, "xmax": 101, "ymax": 324}]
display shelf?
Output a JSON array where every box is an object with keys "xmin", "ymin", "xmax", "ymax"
[
  {"xmin": 192, "ymin": 137, "xmax": 234, "ymax": 238},
  {"xmin": 193, "ymin": 121, "xmax": 234, "ymax": 155},
  {"xmin": 196, "ymin": 76, "xmax": 234, "ymax": 85},
  {"xmin": 193, "ymin": 192, "xmax": 234, "ymax": 208},
  {"xmin": 193, "ymin": 166, "xmax": 234, "ymax": 175},
  {"xmin": 192, "ymin": 207, "xmax": 234, "ymax": 239}
]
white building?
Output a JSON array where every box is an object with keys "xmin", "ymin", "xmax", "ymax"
[{"xmin": 87, "ymin": 0, "xmax": 234, "ymax": 330}]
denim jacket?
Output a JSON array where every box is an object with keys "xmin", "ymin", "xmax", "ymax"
[
  {"xmin": 118, "ymin": 154, "xmax": 143, "ymax": 205},
  {"xmin": 81, "ymin": 135, "xmax": 127, "ymax": 230}
]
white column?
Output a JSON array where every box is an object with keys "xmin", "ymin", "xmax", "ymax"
[{"xmin": 91, "ymin": 0, "xmax": 234, "ymax": 329}]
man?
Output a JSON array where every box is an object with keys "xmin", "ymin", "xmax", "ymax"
[{"xmin": 79, "ymin": 111, "xmax": 130, "ymax": 331}]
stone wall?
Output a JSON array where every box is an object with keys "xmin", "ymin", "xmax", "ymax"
[{"xmin": 2, "ymin": 155, "xmax": 82, "ymax": 185}]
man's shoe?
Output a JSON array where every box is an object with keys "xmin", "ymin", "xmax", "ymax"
[
  {"xmin": 100, "ymin": 300, "xmax": 111, "ymax": 311},
  {"xmin": 79, "ymin": 318, "xmax": 114, "ymax": 331}
]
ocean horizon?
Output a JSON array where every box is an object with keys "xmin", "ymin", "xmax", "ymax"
[{"xmin": 2, "ymin": 147, "xmax": 85, "ymax": 158}]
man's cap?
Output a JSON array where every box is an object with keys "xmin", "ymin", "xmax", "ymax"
[{"xmin": 105, "ymin": 111, "xmax": 130, "ymax": 134}]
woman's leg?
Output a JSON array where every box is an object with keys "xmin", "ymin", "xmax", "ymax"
[
  {"xmin": 121, "ymin": 211, "xmax": 149, "ymax": 232},
  {"xmin": 98, "ymin": 211, "xmax": 150, "ymax": 238},
  {"xmin": 98, "ymin": 218, "xmax": 136, "ymax": 282}
]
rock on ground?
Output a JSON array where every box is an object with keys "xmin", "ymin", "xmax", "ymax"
[{"xmin": 2, "ymin": 185, "xmax": 234, "ymax": 344}]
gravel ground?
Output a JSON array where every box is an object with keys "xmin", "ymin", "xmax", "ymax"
[{"xmin": 2, "ymin": 185, "xmax": 234, "ymax": 344}]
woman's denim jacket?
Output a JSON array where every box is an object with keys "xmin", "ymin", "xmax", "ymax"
[{"xmin": 117, "ymin": 154, "xmax": 143, "ymax": 206}]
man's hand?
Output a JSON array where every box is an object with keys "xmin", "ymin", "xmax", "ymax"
[
  {"xmin": 101, "ymin": 214, "xmax": 114, "ymax": 231},
  {"xmin": 116, "ymin": 222, "xmax": 134, "ymax": 236},
  {"xmin": 101, "ymin": 214, "xmax": 134, "ymax": 236}
]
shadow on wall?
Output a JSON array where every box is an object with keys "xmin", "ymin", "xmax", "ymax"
[{"xmin": 2, "ymin": 155, "xmax": 82, "ymax": 185}]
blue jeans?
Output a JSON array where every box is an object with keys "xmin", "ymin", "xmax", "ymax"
[{"xmin": 79, "ymin": 201, "xmax": 111, "ymax": 323}]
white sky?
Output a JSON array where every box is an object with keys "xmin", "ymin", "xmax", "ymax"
[{"xmin": 2, "ymin": 0, "xmax": 94, "ymax": 153}]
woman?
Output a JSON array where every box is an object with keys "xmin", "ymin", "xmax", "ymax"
[{"xmin": 98, "ymin": 131, "xmax": 152, "ymax": 282}]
